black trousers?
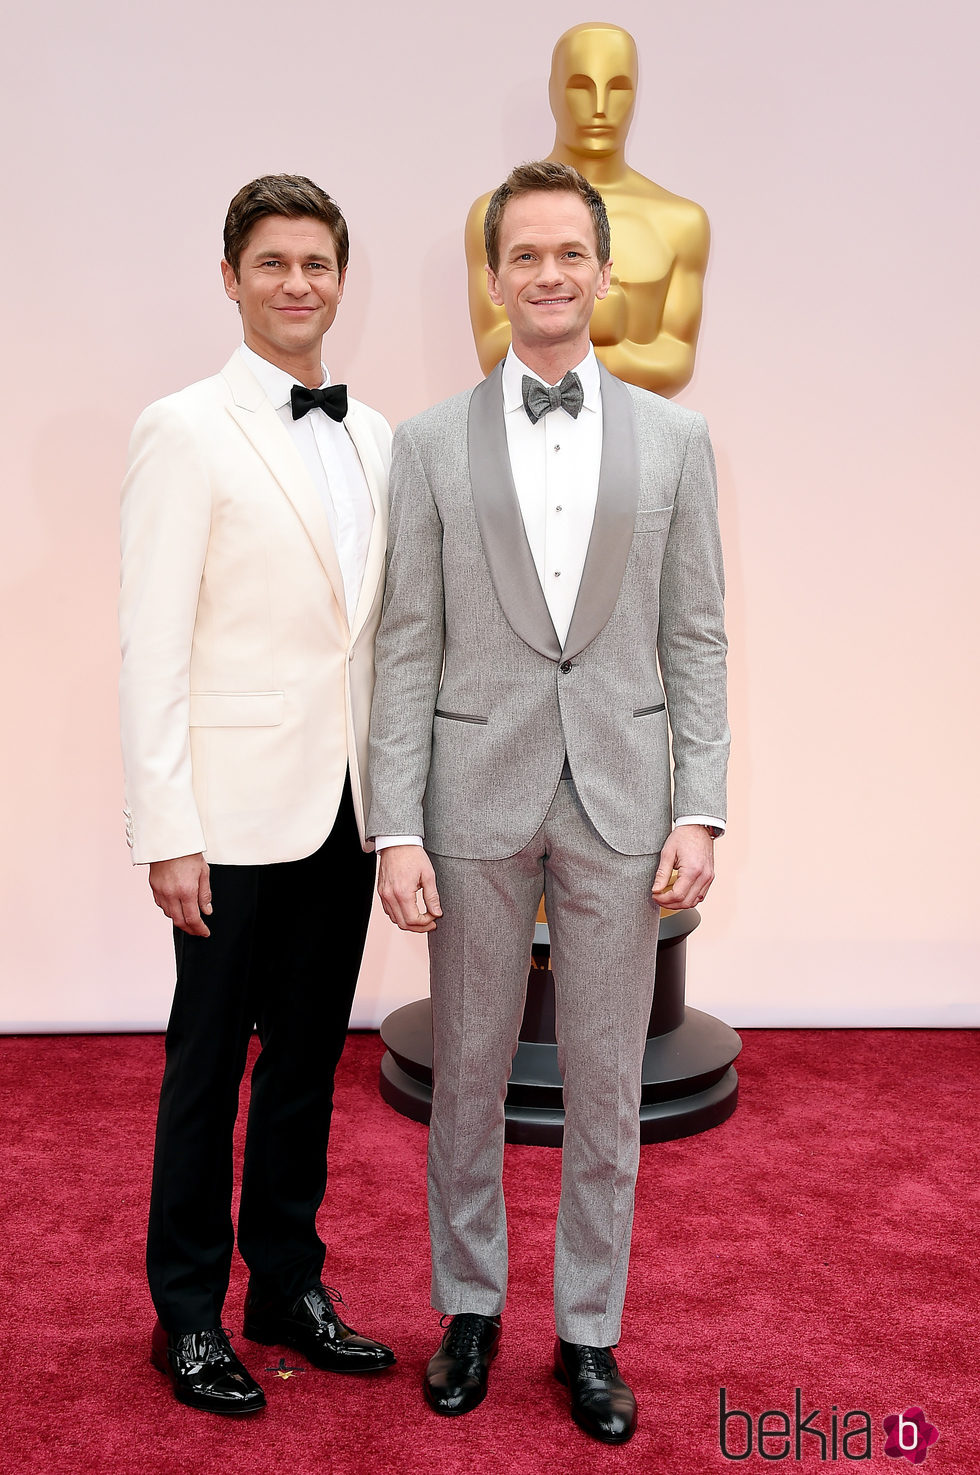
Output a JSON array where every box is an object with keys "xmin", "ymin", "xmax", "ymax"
[{"xmin": 145, "ymin": 779, "xmax": 375, "ymax": 1333}]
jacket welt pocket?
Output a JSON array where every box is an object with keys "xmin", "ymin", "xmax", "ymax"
[
  {"xmin": 189, "ymin": 691, "xmax": 285, "ymax": 727},
  {"xmin": 634, "ymin": 507, "xmax": 674, "ymax": 532},
  {"xmin": 633, "ymin": 703, "xmax": 666, "ymax": 717},
  {"xmin": 434, "ymin": 709, "xmax": 489, "ymax": 725}
]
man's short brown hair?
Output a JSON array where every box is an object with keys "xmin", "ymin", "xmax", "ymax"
[
  {"xmin": 223, "ymin": 175, "xmax": 349, "ymax": 279},
  {"xmin": 483, "ymin": 160, "xmax": 611, "ymax": 273}
]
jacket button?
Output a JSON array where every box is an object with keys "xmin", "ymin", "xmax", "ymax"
[{"xmin": 559, "ymin": 661, "xmax": 573, "ymax": 673}]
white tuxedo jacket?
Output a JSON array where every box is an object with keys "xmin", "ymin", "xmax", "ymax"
[{"xmin": 120, "ymin": 352, "xmax": 391, "ymax": 866}]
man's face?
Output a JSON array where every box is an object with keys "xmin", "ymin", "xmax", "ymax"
[
  {"xmin": 221, "ymin": 215, "xmax": 345, "ymax": 368},
  {"xmin": 549, "ymin": 28, "xmax": 637, "ymax": 158},
  {"xmin": 486, "ymin": 191, "xmax": 611, "ymax": 359}
]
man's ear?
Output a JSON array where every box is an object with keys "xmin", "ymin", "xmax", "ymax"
[
  {"xmin": 220, "ymin": 259, "xmax": 240, "ymax": 303},
  {"xmin": 595, "ymin": 259, "xmax": 613, "ymax": 302},
  {"xmin": 486, "ymin": 263, "xmax": 504, "ymax": 307},
  {"xmin": 337, "ymin": 265, "xmax": 347, "ymax": 305}
]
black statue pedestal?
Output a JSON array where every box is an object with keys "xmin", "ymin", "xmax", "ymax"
[{"xmin": 378, "ymin": 909, "xmax": 741, "ymax": 1147}]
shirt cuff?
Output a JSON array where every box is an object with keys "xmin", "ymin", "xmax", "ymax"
[
  {"xmin": 673, "ymin": 815, "xmax": 726, "ymax": 834},
  {"xmin": 374, "ymin": 835, "xmax": 425, "ymax": 851}
]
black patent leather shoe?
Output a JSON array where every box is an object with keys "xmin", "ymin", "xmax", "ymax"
[
  {"xmin": 424, "ymin": 1313, "xmax": 502, "ymax": 1416},
  {"xmin": 554, "ymin": 1338, "xmax": 637, "ymax": 1444},
  {"xmin": 243, "ymin": 1282, "xmax": 395, "ymax": 1373},
  {"xmin": 150, "ymin": 1321, "xmax": 266, "ymax": 1415}
]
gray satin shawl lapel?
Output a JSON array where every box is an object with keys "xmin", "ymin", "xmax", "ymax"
[
  {"xmin": 467, "ymin": 366, "xmax": 562, "ymax": 661},
  {"xmin": 561, "ymin": 363, "xmax": 639, "ymax": 662}
]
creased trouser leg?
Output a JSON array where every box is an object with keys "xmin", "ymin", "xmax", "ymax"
[
  {"xmin": 544, "ymin": 779, "xmax": 660, "ymax": 1346},
  {"xmin": 425, "ymin": 778, "xmax": 660, "ymax": 1341},
  {"xmin": 426, "ymin": 843, "xmax": 543, "ymax": 1315}
]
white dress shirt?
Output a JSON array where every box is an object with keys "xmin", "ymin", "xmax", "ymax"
[
  {"xmin": 503, "ymin": 347, "xmax": 602, "ymax": 647},
  {"xmin": 376, "ymin": 346, "xmax": 723, "ymax": 848},
  {"xmin": 240, "ymin": 343, "xmax": 373, "ymax": 624}
]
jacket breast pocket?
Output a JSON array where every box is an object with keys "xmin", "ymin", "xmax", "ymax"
[
  {"xmin": 189, "ymin": 691, "xmax": 285, "ymax": 727},
  {"xmin": 633, "ymin": 507, "xmax": 674, "ymax": 533},
  {"xmin": 633, "ymin": 702, "xmax": 666, "ymax": 718}
]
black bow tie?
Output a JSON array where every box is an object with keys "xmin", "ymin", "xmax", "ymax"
[
  {"xmin": 521, "ymin": 370, "xmax": 584, "ymax": 425},
  {"xmin": 290, "ymin": 383, "xmax": 348, "ymax": 422}
]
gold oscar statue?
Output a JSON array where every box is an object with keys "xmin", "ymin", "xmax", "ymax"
[{"xmin": 465, "ymin": 22, "xmax": 709, "ymax": 396}]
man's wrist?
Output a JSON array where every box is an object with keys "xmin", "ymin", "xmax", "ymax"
[
  {"xmin": 375, "ymin": 835, "xmax": 424, "ymax": 852},
  {"xmin": 673, "ymin": 815, "xmax": 725, "ymax": 838}
]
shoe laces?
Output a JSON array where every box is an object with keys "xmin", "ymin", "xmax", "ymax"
[
  {"xmin": 576, "ymin": 1345, "xmax": 617, "ymax": 1380},
  {"xmin": 190, "ymin": 1327, "xmax": 235, "ymax": 1364},
  {"xmin": 321, "ymin": 1285, "xmax": 346, "ymax": 1308},
  {"xmin": 442, "ymin": 1313, "xmax": 494, "ymax": 1358}
]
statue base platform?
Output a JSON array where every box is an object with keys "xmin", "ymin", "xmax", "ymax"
[{"xmin": 378, "ymin": 909, "xmax": 741, "ymax": 1147}]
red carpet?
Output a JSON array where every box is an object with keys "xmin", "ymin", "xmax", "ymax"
[{"xmin": 0, "ymin": 1029, "xmax": 974, "ymax": 1473}]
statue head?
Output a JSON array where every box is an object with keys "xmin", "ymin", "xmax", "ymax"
[{"xmin": 549, "ymin": 22, "xmax": 638, "ymax": 160}]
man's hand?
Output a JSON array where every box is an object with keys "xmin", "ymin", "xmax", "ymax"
[
  {"xmin": 652, "ymin": 826, "xmax": 715, "ymax": 910},
  {"xmin": 378, "ymin": 845, "xmax": 442, "ymax": 933},
  {"xmin": 149, "ymin": 853, "xmax": 212, "ymax": 937}
]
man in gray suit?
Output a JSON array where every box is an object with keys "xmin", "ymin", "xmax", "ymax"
[{"xmin": 368, "ymin": 160, "xmax": 728, "ymax": 1445}]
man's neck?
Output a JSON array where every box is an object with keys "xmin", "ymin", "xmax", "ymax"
[
  {"xmin": 512, "ymin": 336, "xmax": 591, "ymax": 386},
  {"xmin": 243, "ymin": 335, "xmax": 324, "ymax": 389}
]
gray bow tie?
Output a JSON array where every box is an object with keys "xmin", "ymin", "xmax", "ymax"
[{"xmin": 521, "ymin": 370, "xmax": 585, "ymax": 425}]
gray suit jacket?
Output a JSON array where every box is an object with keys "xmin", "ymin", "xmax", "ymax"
[{"xmin": 367, "ymin": 362, "xmax": 728, "ymax": 860}]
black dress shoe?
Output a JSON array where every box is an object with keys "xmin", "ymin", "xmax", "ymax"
[
  {"xmin": 242, "ymin": 1282, "xmax": 395, "ymax": 1372},
  {"xmin": 554, "ymin": 1338, "xmax": 638, "ymax": 1444},
  {"xmin": 150, "ymin": 1321, "xmax": 266, "ymax": 1415},
  {"xmin": 424, "ymin": 1313, "xmax": 502, "ymax": 1416}
]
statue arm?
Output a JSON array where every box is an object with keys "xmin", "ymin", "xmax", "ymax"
[
  {"xmin": 465, "ymin": 195, "xmax": 512, "ymax": 376},
  {"xmin": 599, "ymin": 205, "xmax": 710, "ymax": 397}
]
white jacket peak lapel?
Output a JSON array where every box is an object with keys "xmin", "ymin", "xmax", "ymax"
[
  {"xmin": 343, "ymin": 402, "xmax": 388, "ymax": 643},
  {"xmin": 220, "ymin": 354, "xmax": 349, "ymax": 629}
]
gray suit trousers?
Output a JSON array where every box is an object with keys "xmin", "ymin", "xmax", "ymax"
[{"xmin": 426, "ymin": 776, "xmax": 661, "ymax": 1346}]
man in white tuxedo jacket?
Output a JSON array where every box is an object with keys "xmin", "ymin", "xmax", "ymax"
[
  {"xmin": 368, "ymin": 162, "xmax": 729, "ymax": 1444},
  {"xmin": 119, "ymin": 176, "xmax": 395, "ymax": 1415}
]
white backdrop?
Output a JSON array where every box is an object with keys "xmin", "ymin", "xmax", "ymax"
[{"xmin": 1, "ymin": 0, "xmax": 977, "ymax": 1029}]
